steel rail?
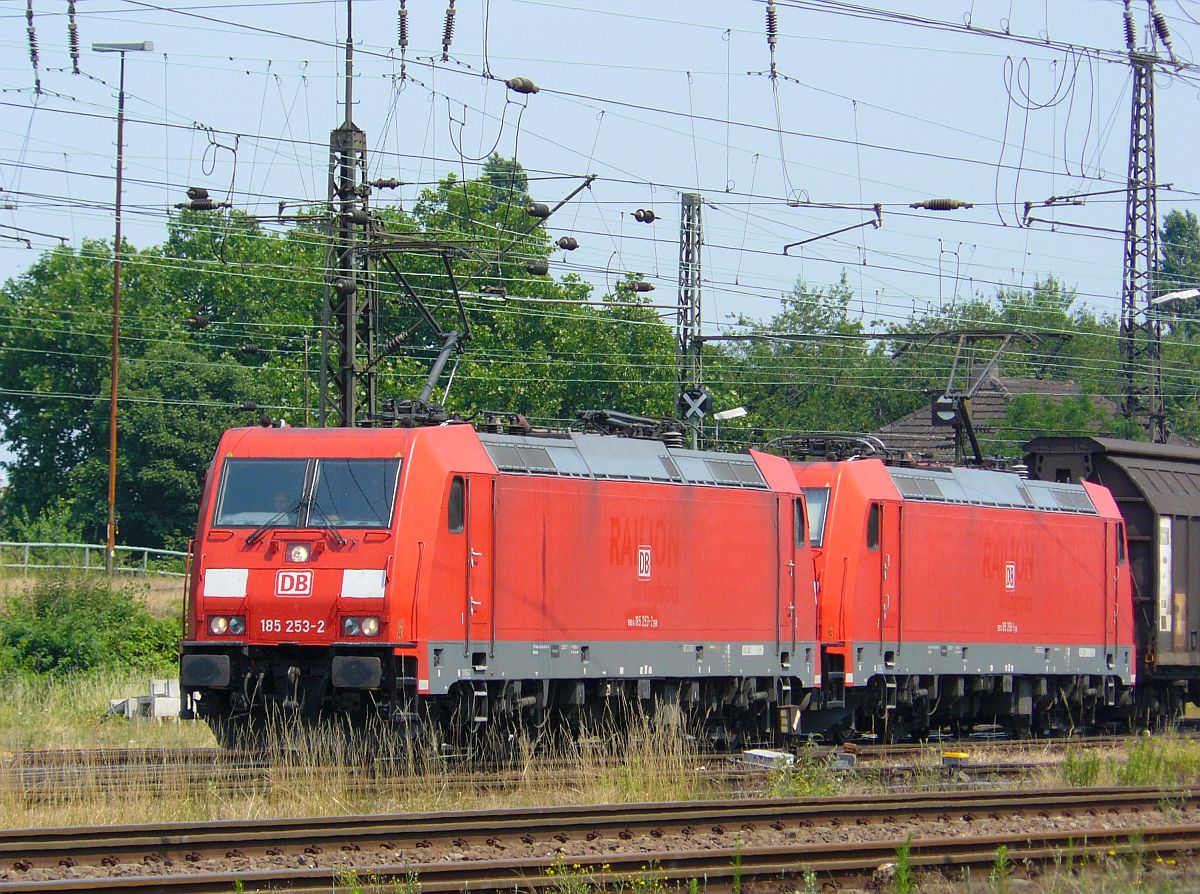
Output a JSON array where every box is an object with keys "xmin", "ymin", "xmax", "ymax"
[
  {"xmin": 2, "ymin": 786, "xmax": 1192, "ymax": 870},
  {"xmin": 1, "ymin": 731, "xmax": 1174, "ymax": 772},
  {"xmin": 3, "ymin": 821, "xmax": 1200, "ymax": 892}
]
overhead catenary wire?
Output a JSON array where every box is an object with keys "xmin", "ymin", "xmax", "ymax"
[{"xmin": 4, "ymin": 0, "xmax": 1195, "ymax": 369}]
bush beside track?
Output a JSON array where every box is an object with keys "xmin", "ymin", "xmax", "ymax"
[{"xmin": 0, "ymin": 575, "xmax": 179, "ymax": 676}]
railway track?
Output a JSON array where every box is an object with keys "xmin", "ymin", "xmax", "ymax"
[
  {"xmin": 0, "ymin": 734, "xmax": 1148, "ymax": 803},
  {"xmin": 2, "ymin": 729, "xmax": 1167, "ymax": 769},
  {"xmin": 1, "ymin": 785, "xmax": 1193, "ymax": 872},
  {"xmin": 0, "ymin": 788, "xmax": 1197, "ymax": 891},
  {"xmin": 0, "ymin": 756, "xmax": 1056, "ymax": 805}
]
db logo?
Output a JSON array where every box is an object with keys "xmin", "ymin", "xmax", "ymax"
[
  {"xmin": 1004, "ymin": 561, "xmax": 1016, "ymax": 591},
  {"xmin": 637, "ymin": 545, "xmax": 652, "ymax": 581},
  {"xmin": 276, "ymin": 569, "xmax": 313, "ymax": 597}
]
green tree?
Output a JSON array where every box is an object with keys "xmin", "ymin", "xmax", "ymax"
[
  {"xmin": 705, "ymin": 275, "xmax": 904, "ymax": 445},
  {"xmin": 0, "ymin": 160, "xmax": 679, "ymax": 547},
  {"xmin": 1161, "ymin": 209, "xmax": 1200, "ymax": 332},
  {"xmin": 0, "ymin": 213, "xmax": 323, "ymax": 548}
]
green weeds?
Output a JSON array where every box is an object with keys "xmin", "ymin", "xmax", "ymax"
[
  {"xmin": 1062, "ymin": 748, "xmax": 1101, "ymax": 787},
  {"xmin": 892, "ymin": 835, "xmax": 916, "ymax": 894}
]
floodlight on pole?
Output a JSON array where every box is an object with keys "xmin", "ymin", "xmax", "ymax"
[
  {"xmin": 92, "ymin": 41, "xmax": 153, "ymax": 53},
  {"xmin": 1150, "ymin": 288, "xmax": 1200, "ymax": 306},
  {"xmin": 712, "ymin": 406, "xmax": 748, "ymax": 421},
  {"xmin": 712, "ymin": 406, "xmax": 747, "ymax": 445},
  {"xmin": 93, "ymin": 39, "xmax": 152, "ymax": 574}
]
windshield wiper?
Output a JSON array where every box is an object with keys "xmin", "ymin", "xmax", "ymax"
[
  {"xmin": 307, "ymin": 498, "xmax": 348, "ymax": 547},
  {"xmin": 245, "ymin": 497, "xmax": 305, "ymax": 546}
]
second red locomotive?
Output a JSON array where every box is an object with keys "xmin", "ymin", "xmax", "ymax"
[{"xmin": 793, "ymin": 458, "xmax": 1134, "ymax": 739}]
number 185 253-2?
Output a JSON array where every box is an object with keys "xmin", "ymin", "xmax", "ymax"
[{"xmin": 260, "ymin": 619, "xmax": 326, "ymax": 634}]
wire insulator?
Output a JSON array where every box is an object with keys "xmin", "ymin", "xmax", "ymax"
[
  {"xmin": 67, "ymin": 0, "xmax": 80, "ymax": 74},
  {"xmin": 909, "ymin": 198, "xmax": 974, "ymax": 211},
  {"xmin": 398, "ymin": 0, "xmax": 409, "ymax": 48},
  {"xmin": 1122, "ymin": 1, "xmax": 1136, "ymax": 49},
  {"xmin": 526, "ymin": 202, "xmax": 551, "ymax": 219},
  {"xmin": 1151, "ymin": 6, "xmax": 1174, "ymax": 56},
  {"xmin": 1153, "ymin": 11, "xmax": 1170, "ymax": 42},
  {"xmin": 633, "ymin": 208, "xmax": 656, "ymax": 223},
  {"xmin": 525, "ymin": 258, "xmax": 549, "ymax": 276},
  {"xmin": 441, "ymin": 0, "xmax": 456, "ymax": 61},
  {"xmin": 556, "ymin": 236, "xmax": 579, "ymax": 251},
  {"xmin": 765, "ymin": 0, "xmax": 778, "ymax": 78},
  {"xmin": 506, "ymin": 76, "xmax": 539, "ymax": 95},
  {"xmin": 26, "ymin": 1, "xmax": 40, "ymax": 76},
  {"xmin": 624, "ymin": 281, "xmax": 655, "ymax": 293}
]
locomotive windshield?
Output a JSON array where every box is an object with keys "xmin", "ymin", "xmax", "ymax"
[
  {"xmin": 312, "ymin": 459, "xmax": 400, "ymax": 527},
  {"xmin": 213, "ymin": 458, "xmax": 401, "ymax": 529},
  {"xmin": 214, "ymin": 459, "xmax": 307, "ymax": 526}
]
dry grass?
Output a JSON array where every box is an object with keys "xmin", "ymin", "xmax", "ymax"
[
  {"xmin": 0, "ymin": 679, "xmax": 734, "ymax": 828},
  {"xmin": 0, "ymin": 569, "xmax": 184, "ymax": 619},
  {"xmin": 0, "ymin": 671, "xmax": 213, "ymax": 752}
]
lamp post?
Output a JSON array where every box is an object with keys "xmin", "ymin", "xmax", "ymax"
[{"xmin": 93, "ymin": 40, "xmax": 152, "ymax": 574}]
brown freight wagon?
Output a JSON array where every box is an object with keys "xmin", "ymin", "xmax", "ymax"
[{"xmin": 1026, "ymin": 436, "xmax": 1200, "ymax": 719}]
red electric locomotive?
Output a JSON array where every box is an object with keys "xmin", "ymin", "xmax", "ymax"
[
  {"xmin": 180, "ymin": 422, "xmax": 819, "ymax": 747},
  {"xmin": 792, "ymin": 458, "xmax": 1135, "ymax": 738}
]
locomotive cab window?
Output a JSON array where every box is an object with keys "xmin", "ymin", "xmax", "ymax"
[
  {"xmin": 866, "ymin": 502, "xmax": 881, "ymax": 551},
  {"xmin": 448, "ymin": 476, "xmax": 465, "ymax": 533},
  {"xmin": 793, "ymin": 499, "xmax": 807, "ymax": 548},
  {"xmin": 1117, "ymin": 523, "xmax": 1126, "ymax": 565},
  {"xmin": 311, "ymin": 459, "xmax": 401, "ymax": 528},
  {"xmin": 802, "ymin": 487, "xmax": 830, "ymax": 547}
]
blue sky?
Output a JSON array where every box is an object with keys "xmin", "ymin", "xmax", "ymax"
[{"xmin": 2, "ymin": 0, "xmax": 1200, "ymax": 470}]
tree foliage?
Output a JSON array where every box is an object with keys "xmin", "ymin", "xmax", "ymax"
[
  {"xmin": 1161, "ymin": 209, "xmax": 1200, "ymax": 333},
  {"xmin": 3, "ymin": 162, "xmax": 1200, "ymax": 549}
]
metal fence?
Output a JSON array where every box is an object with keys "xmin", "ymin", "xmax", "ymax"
[{"xmin": 0, "ymin": 542, "xmax": 188, "ymax": 577}]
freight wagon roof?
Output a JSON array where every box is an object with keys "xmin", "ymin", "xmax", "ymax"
[
  {"xmin": 1025, "ymin": 435, "xmax": 1200, "ymax": 463},
  {"xmin": 1103, "ymin": 455, "xmax": 1200, "ymax": 518},
  {"xmin": 1025, "ymin": 435, "xmax": 1200, "ymax": 518},
  {"xmin": 887, "ymin": 465, "xmax": 1097, "ymax": 515},
  {"xmin": 477, "ymin": 431, "xmax": 770, "ymax": 489}
]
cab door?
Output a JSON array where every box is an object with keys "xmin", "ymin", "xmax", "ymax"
[
  {"xmin": 1105, "ymin": 521, "xmax": 1120, "ymax": 660},
  {"xmin": 465, "ymin": 474, "xmax": 495, "ymax": 658},
  {"xmin": 789, "ymin": 497, "xmax": 809, "ymax": 655},
  {"xmin": 875, "ymin": 501, "xmax": 902, "ymax": 645}
]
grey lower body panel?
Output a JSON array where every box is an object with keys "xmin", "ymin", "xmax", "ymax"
[
  {"xmin": 421, "ymin": 639, "xmax": 818, "ymax": 695},
  {"xmin": 844, "ymin": 641, "xmax": 1134, "ymax": 685}
]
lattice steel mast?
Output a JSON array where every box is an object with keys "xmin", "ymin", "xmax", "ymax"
[
  {"xmin": 319, "ymin": 0, "xmax": 375, "ymax": 427},
  {"xmin": 676, "ymin": 192, "xmax": 707, "ymax": 447},
  {"xmin": 1119, "ymin": 0, "xmax": 1171, "ymax": 443}
]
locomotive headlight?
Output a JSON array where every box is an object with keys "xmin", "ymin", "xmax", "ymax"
[
  {"xmin": 228, "ymin": 615, "xmax": 246, "ymax": 636},
  {"xmin": 208, "ymin": 615, "xmax": 229, "ymax": 635},
  {"xmin": 342, "ymin": 616, "xmax": 361, "ymax": 636},
  {"xmin": 286, "ymin": 542, "xmax": 311, "ymax": 563},
  {"xmin": 360, "ymin": 616, "xmax": 380, "ymax": 637}
]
